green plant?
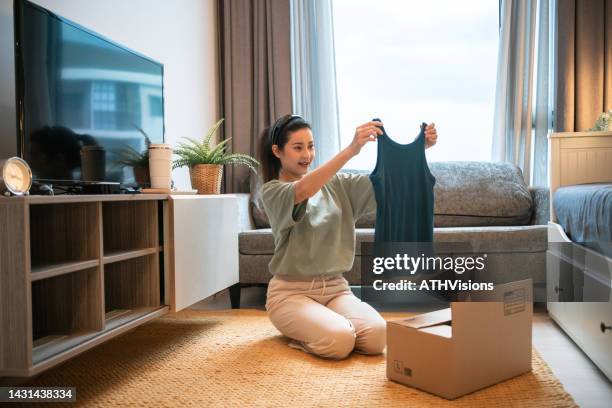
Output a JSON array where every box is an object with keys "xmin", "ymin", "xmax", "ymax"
[
  {"xmin": 589, "ymin": 110, "xmax": 612, "ymax": 131},
  {"xmin": 114, "ymin": 126, "xmax": 151, "ymax": 168},
  {"xmin": 172, "ymin": 118, "xmax": 259, "ymax": 172}
]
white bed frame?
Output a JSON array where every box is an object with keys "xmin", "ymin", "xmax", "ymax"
[{"xmin": 547, "ymin": 131, "xmax": 612, "ymax": 381}]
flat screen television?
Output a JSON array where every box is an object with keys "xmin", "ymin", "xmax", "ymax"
[{"xmin": 14, "ymin": 0, "xmax": 164, "ymax": 187}]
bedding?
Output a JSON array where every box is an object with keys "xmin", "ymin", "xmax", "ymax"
[{"xmin": 554, "ymin": 183, "xmax": 612, "ymax": 258}]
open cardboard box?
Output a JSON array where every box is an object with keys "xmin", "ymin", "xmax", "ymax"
[{"xmin": 386, "ymin": 279, "xmax": 533, "ymax": 400}]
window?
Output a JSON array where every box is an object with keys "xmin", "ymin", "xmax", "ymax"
[
  {"xmin": 92, "ymin": 81, "xmax": 117, "ymax": 129},
  {"xmin": 149, "ymin": 95, "xmax": 163, "ymax": 117},
  {"xmin": 332, "ymin": 0, "xmax": 499, "ymax": 169}
]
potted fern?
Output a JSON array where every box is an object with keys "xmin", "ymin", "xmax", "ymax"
[{"xmin": 173, "ymin": 118, "xmax": 259, "ymax": 194}]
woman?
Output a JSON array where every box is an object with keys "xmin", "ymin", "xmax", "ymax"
[{"xmin": 258, "ymin": 115, "xmax": 438, "ymax": 359}]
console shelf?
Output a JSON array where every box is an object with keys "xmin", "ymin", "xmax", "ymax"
[
  {"xmin": 31, "ymin": 259, "xmax": 101, "ymax": 281},
  {"xmin": 103, "ymin": 247, "xmax": 160, "ymax": 265},
  {"xmin": 0, "ymin": 195, "xmax": 169, "ymax": 377}
]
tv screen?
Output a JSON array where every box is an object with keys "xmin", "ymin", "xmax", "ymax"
[{"xmin": 14, "ymin": 0, "xmax": 164, "ymax": 185}]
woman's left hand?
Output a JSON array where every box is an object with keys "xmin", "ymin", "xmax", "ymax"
[{"xmin": 424, "ymin": 123, "xmax": 438, "ymax": 149}]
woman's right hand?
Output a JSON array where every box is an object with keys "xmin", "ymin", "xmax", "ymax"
[{"xmin": 347, "ymin": 121, "xmax": 384, "ymax": 156}]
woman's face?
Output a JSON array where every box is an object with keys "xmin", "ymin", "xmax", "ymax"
[{"xmin": 272, "ymin": 127, "xmax": 315, "ymax": 179}]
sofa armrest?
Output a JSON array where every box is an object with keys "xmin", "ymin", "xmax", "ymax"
[
  {"xmin": 234, "ymin": 193, "xmax": 256, "ymax": 231},
  {"xmin": 529, "ymin": 186, "xmax": 550, "ymax": 225}
]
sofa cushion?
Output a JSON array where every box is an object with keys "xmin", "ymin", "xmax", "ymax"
[
  {"xmin": 249, "ymin": 161, "xmax": 534, "ymax": 228},
  {"xmin": 239, "ymin": 225, "xmax": 547, "ymax": 256},
  {"xmin": 238, "ymin": 228, "xmax": 274, "ymax": 255},
  {"xmin": 430, "ymin": 161, "xmax": 532, "ymax": 226}
]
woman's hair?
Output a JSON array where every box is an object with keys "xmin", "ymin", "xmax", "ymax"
[{"xmin": 258, "ymin": 114, "xmax": 311, "ymax": 183}]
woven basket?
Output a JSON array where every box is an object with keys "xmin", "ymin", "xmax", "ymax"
[{"xmin": 190, "ymin": 164, "xmax": 223, "ymax": 194}]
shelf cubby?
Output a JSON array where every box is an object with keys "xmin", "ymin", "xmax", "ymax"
[
  {"xmin": 31, "ymin": 305, "xmax": 168, "ymax": 373},
  {"xmin": 30, "ymin": 203, "xmax": 100, "ymax": 273},
  {"xmin": 31, "ymin": 267, "xmax": 104, "ymax": 347},
  {"xmin": 104, "ymin": 255, "xmax": 161, "ymax": 318},
  {"xmin": 103, "ymin": 201, "xmax": 158, "ymax": 255}
]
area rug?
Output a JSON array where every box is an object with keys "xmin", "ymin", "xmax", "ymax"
[{"xmin": 26, "ymin": 309, "xmax": 577, "ymax": 407}]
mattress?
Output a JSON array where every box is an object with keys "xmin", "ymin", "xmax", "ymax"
[{"xmin": 554, "ymin": 183, "xmax": 612, "ymax": 258}]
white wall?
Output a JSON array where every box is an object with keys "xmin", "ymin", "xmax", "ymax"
[{"xmin": 27, "ymin": 0, "xmax": 220, "ymax": 189}]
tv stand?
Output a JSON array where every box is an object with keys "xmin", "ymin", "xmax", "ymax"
[
  {"xmin": 0, "ymin": 193, "xmax": 240, "ymax": 377},
  {"xmin": 0, "ymin": 194, "xmax": 168, "ymax": 376}
]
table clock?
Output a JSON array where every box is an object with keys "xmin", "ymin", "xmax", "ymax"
[{"xmin": 0, "ymin": 157, "xmax": 32, "ymax": 196}]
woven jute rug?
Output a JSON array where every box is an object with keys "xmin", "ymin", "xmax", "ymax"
[{"xmin": 26, "ymin": 309, "xmax": 577, "ymax": 407}]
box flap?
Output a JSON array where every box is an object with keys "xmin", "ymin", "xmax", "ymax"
[
  {"xmin": 419, "ymin": 324, "xmax": 452, "ymax": 338},
  {"xmin": 389, "ymin": 308, "xmax": 451, "ymax": 329}
]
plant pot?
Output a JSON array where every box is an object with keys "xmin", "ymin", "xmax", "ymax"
[
  {"xmin": 190, "ymin": 164, "xmax": 223, "ymax": 194},
  {"xmin": 133, "ymin": 166, "xmax": 150, "ymax": 187}
]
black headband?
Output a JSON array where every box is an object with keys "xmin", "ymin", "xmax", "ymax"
[{"xmin": 269, "ymin": 114, "xmax": 303, "ymax": 145}]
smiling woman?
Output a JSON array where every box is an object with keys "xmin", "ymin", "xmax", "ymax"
[
  {"xmin": 255, "ymin": 113, "xmax": 438, "ymax": 360},
  {"xmin": 255, "ymin": 114, "xmax": 387, "ymax": 359},
  {"xmin": 332, "ymin": 0, "xmax": 499, "ymax": 168}
]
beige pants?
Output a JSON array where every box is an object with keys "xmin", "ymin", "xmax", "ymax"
[{"xmin": 265, "ymin": 274, "xmax": 386, "ymax": 360}]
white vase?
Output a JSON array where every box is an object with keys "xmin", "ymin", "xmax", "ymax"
[{"xmin": 149, "ymin": 144, "xmax": 173, "ymax": 189}]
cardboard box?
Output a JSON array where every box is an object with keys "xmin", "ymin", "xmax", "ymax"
[{"xmin": 386, "ymin": 279, "xmax": 533, "ymax": 400}]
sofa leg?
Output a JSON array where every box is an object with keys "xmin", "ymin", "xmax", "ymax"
[{"xmin": 229, "ymin": 283, "xmax": 241, "ymax": 309}]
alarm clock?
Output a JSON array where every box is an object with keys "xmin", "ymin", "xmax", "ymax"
[{"xmin": 0, "ymin": 157, "xmax": 33, "ymax": 196}]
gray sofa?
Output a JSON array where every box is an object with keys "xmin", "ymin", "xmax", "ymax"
[{"xmin": 231, "ymin": 161, "xmax": 550, "ymax": 308}]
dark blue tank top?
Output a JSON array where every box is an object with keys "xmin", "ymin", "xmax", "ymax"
[{"xmin": 369, "ymin": 119, "xmax": 436, "ymax": 243}]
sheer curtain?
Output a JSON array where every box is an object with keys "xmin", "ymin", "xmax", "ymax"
[
  {"xmin": 532, "ymin": 0, "xmax": 554, "ymax": 186},
  {"xmin": 492, "ymin": 0, "xmax": 539, "ymax": 185},
  {"xmin": 290, "ymin": 0, "xmax": 341, "ymax": 169},
  {"xmin": 493, "ymin": 0, "xmax": 611, "ymax": 186}
]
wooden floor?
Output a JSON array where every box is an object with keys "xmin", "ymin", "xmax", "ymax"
[{"xmin": 193, "ymin": 286, "xmax": 612, "ymax": 408}]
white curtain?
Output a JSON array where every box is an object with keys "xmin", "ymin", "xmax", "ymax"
[
  {"xmin": 532, "ymin": 0, "xmax": 554, "ymax": 186},
  {"xmin": 492, "ymin": 0, "xmax": 553, "ymax": 186},
  {"xmin": 289, "ymin": 0, "xmax": 341, "ymax": 169}
]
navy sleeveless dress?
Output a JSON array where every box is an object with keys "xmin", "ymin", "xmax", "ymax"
[{"xmin": 369, "ymin": 119, "xmax": 436, "ymax": 243}]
